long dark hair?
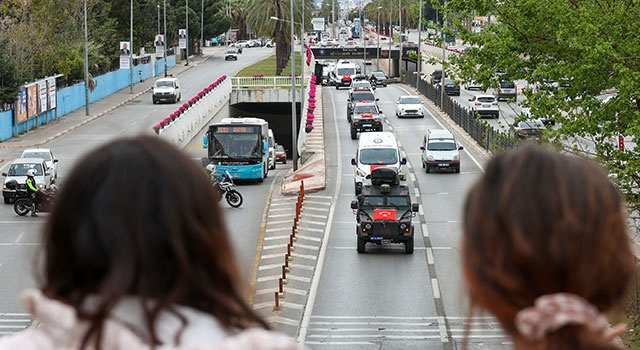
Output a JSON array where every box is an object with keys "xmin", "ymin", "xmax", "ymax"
[
  {"xmin": 462, "ymin": 143, "xmax": 636, "ymax": 349},
  {"xmin": 37, "ymin": 135, "xmax": 268, "ymax": 348}
]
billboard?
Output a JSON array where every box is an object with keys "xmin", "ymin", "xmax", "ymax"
[{"xmin": 311, "ymin": 18, "xmax": 325, "ymax": 32}]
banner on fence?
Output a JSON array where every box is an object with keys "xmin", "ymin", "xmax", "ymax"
[
  {"xmin": 16, "ymin": 88, "xmax": 27, "ymax": 123},
  {"xmin": 47, "ymin": 78, "xmax": 57, "ymax": 109},
  {"xmin": 38, "ymin": 80, "xmax": 47, "ymax": 113},
  {"xmin": 27, "ymin": 84, "xmax": 38, "ymax": 118}
]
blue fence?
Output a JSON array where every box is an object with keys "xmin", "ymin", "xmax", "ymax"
[{"xmin": 0, "ymin": 55, "xmax": 176, "ymax": 142}]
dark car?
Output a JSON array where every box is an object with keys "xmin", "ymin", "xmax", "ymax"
[
  {"xmin": 347, "ymin": 88, "xmax": 377, "ymax": 122},
  {"xmin": 442, "ymin": 78, "xmax": 460, "ymax": 96},
  {"xmin": 275, "ymin": 144, "xmax": 287, "ymax": 164},
  {"xmin": 350, "ymin": 102, "xmax": 384, "ymax": 139},
  {"xmin": 351, "ymin": 167, "xmax": 419, "ymax": 254},
  {"xmin": 430, "ymin": 70, "xmax": 443, "ymax": 85},
  {"xmin": 512, "ymin": 119, "xmax": 546, "ymax": 140},
  {"xmin": 369, "ymin": 71, "xmax": 388, "ymax": 87}
]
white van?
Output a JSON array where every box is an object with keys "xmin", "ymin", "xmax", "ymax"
[
  {"xmin": 267, "ymin": 129, "xmax": 276, "ymax": 170},
  {"xmin": 152, "ymin": 77, "xmax": 182, "ymax": 104},
  {"xmin": 333, "ymin": 60, "xmax": 357, "ymax": 89},
  {"xmin": 420, "ymin": 129, "xmax": 463, "ymax": 173},
  {"xmin": 351, "ymin": 132, "xmax": 406, "ymax": 195}
]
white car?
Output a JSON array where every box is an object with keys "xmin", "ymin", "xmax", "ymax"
[
  {"xmin": 20, "ymin": 148, "xmax": 58, "ymax": 182},
  {"xmin": 233, "ymin": 40, "xmax": 249, "ymax": 48},
  {"xmin": 2, "ymin": 158, "xmax": 53, "ymax": 203},
  {"xmin": 468, "ymin": 94, "xmax": 500, "ymax": 119},
  {"xmin": 224, "ymin": 50, "xmax": 238, "ymax": 61},
  {"xmin": 395, "ymin": 95, "xmax": 424, "ymax": 118},
  {"xmin": 464, "ymin": 79, "xmax": 483, "ymax": 90}
]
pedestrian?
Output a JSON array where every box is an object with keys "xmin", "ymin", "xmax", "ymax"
[
  {"xmin": 461, "ymin": 143, "xmax": 636, "ymax": 349},
  {"xmin": 0, "ymin": 135, "xmax": 302, "ymax": 350}
]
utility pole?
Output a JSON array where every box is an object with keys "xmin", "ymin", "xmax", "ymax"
[
  {"xmin": 129, "ymin": 0, "xmax": 133, "ymax": 94},
  {"xmin": 185, "ymin": 0, "xmax": 189, "ymax": 66},
  {"xmin": 84, "ymin": 0, "xmax": 89, "ymax": 115},
  {"xmin": 416, "ymin": 0, "xmax": 422, "ymax": 89},
  {"xmin": 163, "ymin": 0, "xmax": 167, "ymax": 76}
]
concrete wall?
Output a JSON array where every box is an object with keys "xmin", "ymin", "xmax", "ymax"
[
  {"xmin": 158, "ymin": 78, "xmax": 232, "ymax": 150},
  {"xmin": 230, "ymin": 88, "xmax": 304, "ymax": 104},
  {"xmin": 0, "ymin": 55, "xmax": 177, "ymax": 142}
]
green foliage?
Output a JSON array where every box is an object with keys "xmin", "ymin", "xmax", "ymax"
[
  {"xmin": 0, "ymin": 40, "xmax": 21, "ymax": 106},
  {"xmin": 443, "ymin": 0, "xmax": 640, "ymax": 227}
]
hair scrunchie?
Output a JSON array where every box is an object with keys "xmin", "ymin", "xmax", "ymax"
[{"xmin": 515, "ymin": 293, "xmax": 609, "ymax": 342}]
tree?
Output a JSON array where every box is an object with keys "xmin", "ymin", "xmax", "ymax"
[
  {"xmin": 440, "ymin": 0, "xmax": 640, "ymax": 225},
  {"xmin": 0, "ymin": 40, "xmax": 21, "ymax": 107},
  {"xmin": 246, "ymin": 0, "xmax": 313, "ymax": 75}
]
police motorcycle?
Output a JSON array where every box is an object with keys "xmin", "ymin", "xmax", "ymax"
[
  {"xmin": 205, "ymin": 164, "xmax": 243, "ymax": 208},
  {"xmin": 6, "ymin": 179, "xmax": 57, "ymax": 216}
]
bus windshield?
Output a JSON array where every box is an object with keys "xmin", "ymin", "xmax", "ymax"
[{"xmin": 212, "ymin": 132, "xmax": 261, "ymax": 159}]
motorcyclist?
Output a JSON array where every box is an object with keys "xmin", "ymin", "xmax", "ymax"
[{"xmin": 25, "ymin": 169, "xmax": 41, "ymax": 216}]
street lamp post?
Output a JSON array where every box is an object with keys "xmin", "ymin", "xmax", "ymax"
[
  {"xmin": 129, "ymin": 0, "xmax": 133, "ymax": 94},
  {"xmin": 398, "ymin": 0, "xmax": 402, "ymax": 80},
  {"xmin": 377, "ymin": 6, "xmax": 381, "ymax": 69},
  {"xmin": 84, "ymin": 0, "xmax": 89, "ymax": 116},
  {"xmin": 163, "ymin": 0, "xmax": 167, "ymax": 77},
  {"xmin": 201, "ymin": 0, "xmax": 204, "ymax": 54},
  {"xmin": 157, "ymin": 5, "xmax": 160, "ymax": 34},
  {"xmin": 270, "ymin": 13, "xmax": 300, "ymax": 171},
  {"xmin": 388, "ymin": 0, "xmax": 392, "ymax": 77},
  {"xmin": 416, "ymin": 0, "xmax": 422, "ymax": 89},
  {"xmin": 185, "ymin": 0, "xmax": 189, "ymax": 66}
]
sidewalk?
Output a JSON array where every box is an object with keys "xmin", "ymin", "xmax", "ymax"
[{"xmin": 0, "ymin": 49, "xmax": 219, "ymax": 163}]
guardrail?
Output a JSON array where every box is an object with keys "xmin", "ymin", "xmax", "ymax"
[{"xmin": 231, "ymin": 76, "xmax": 303, "ymax": 89}]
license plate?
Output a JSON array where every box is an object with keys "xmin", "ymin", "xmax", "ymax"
[
  {"xmin": 369, "ymin": 236, "xmax": 383, "ymax": 241},
  {"xmin": 482, "ymin": 104, "xmax": 490, "ymax": 108},
  {"xmin": 438, "ymin": 163, "xmax": 449, "ymax": 167},
  {"xmin": 362, "ymin": 124, "xmax": 372, "ymax": 127}
]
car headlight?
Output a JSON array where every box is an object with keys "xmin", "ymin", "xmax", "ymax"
[
  {"xmin": 364, "ymin": 223, "xmax": 372, "ymax": 229},
  {"xmin": 427, "ymin": 155, "xmax": 435, "ymax": 162},
  {"xmin": 400, "ymin": 223, "xmax": 407, "ymax": 230},
  {"xmin": 355, "ymin": 169, "xmax": 366, "ymax": 177}
]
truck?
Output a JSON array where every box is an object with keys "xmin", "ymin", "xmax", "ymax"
[{"xmin": 351, "ymin": 167, "xmax": 419, "ymax": 254}]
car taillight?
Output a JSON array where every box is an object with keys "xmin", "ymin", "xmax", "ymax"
[
  {"xmin": 474, "ymin": 102, "xmax": 482, "ymax": 106},
  {"xmin": 492, "ymin": 101, "xmax": 498, "ymax": 105}
]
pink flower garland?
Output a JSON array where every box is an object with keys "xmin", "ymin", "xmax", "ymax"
[{"xmin": 153, "ymin": 75, "xmax": 227, "ymax": 134}]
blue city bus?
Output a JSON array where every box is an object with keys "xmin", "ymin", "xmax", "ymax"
[{"xmin": 203, "ymin": 117, "xmax": 270, "ymax": 182}]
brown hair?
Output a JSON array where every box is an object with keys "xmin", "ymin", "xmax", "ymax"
[
  {"xmin": 462, "ymin": 143, "xmax": 635, "ymax": 349},
  {"xmin": 37, "ymin": 135, "xmax": 268, "ymax": 348}
]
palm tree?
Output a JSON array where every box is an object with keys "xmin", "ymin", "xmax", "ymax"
[{"xmin": 246, "ymin": 0, "xmax": 313, "ymax": 75}]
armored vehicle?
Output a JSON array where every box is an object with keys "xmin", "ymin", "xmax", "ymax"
[{"xmin": 351, "ymin": 167, "xmax": 419, "ymax": 254}]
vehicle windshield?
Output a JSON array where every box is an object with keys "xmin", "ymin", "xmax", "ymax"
[
  {"xmin": 427, "ymin": 141, "xmax": 457, "ymax": 151},
  {"xmin": 372, "ymin": 72, "xmax": 385, "ymax": 78},
  {"xmin": 22, "ymin": 152, "xmax": 51, "ymax": 161},
  {"xmin": 354, "ymin": 105, "xmax": 377, "ymax": 114},
  {"xmin": 501, "ymin": 81, "xmax": 515, "ymax": 88},
  {"xmin": 212, "ymin": 133, "xmax": 261, "ymax": 158},
  {"xmin": 155, "ymin": 81, "xmax": 174, "ymax": 88},
  {"xmin": 352, "ymin": 92, "xmax": 375, "ymax": 101},
  {"xmin": 399, "ymin": 97, "xmax": 420, "ymax": 105},
  {"xmin": 477, "ymin": 97, "xmax": 495, "ymax": 103},
  {"xmin": 8, "ymin": 163, "xmax": 43, "ymax": 176},
  {"xmin": 387, "ymin": 196, "xmax": 409, "ymax": 207},
  {"xmin": 337, "ymin": 67, "xmax": 356, "ymax": 76},
  {"xmin": 359, "ymin": 149, "xmax": 398, "ymax": 165},
  {"xmin": 362, "ymin": 196, "xmax": 384, "ymax": 206}
]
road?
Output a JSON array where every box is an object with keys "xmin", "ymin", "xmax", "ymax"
[
  {"xmin": 296, "ymin": 75, "xmax": 511, "ymax": 349},
  {"xmin": 0, "ymin": 45, "xmax": 512, "ymax": 348},
  {"xmin": 0, "ymin": 46, "xmax": 281, "ymax": 334}
]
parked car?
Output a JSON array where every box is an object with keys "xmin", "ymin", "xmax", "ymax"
[
  {"xmin": 233, "ymin": 40, "xmax": 249, "ymax": 48},
  {"xmin": 512, "ymin": 119, "xmax": 546, "ymax": 140},
  {"xmin": 468, "ymin": 94, "xmax": 500, "ymax": 119},
  {"xmin": 395, "ymin": 95, "xmax": 424, "ymax": 118},
  {"xmin": 20, "ymin": 148, "xmax": 58, "ymax": 182},
  {"xmin": 495, "ymin": 81, "xmax": 517, "ymax": 101},
  {"xmin": 275, "ymin": 144, "xmax": 287, "ymax": 164},
  {"xmin": 2, "ymin": 158, "xmax": 52, "ymax": 204},
  {"xmin": 442, "ymin": 78, "xmax": 460, "ymax": 96},
  {"xmin": 224, "ymin": 50, "xmax": 238, "ymax": 61}
]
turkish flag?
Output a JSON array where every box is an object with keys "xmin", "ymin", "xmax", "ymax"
[
  {"xmin": 373, "ymin": 209, "xmax": 397, "ymax": 221},
  {"xmin": 369, "ymin": 165, "xmax": 383, "ymax": 173}
]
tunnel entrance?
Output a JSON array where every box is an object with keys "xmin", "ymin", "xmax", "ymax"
[{"xmin": 230, "ymin": 102, "xmax": 301, "ymax": 158}]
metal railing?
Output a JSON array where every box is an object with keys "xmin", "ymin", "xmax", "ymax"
[
  {"xmin": 231, "ymin": 76, "xmax": 303, "ymax": 89},
  {"xmin": 403, "ymin": 74, "xmax": 518, "ymax": 153}
]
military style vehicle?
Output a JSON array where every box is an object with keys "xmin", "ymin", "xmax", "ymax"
[
  {"xmin": 349, "ymin": 101, "xmax": 384, "ymax": 140},
  {"xmin": 351, "ymin": 167, "xmax": 419, "ymax": 254}
]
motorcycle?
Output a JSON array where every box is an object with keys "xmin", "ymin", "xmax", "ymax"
[
  {"xmin": 13, "ymin": 186, "xmax": 57, "ymax": 216},
  {"xmin": 206, "ymin": 164, "xmax": 243, "ymax": 208}
]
